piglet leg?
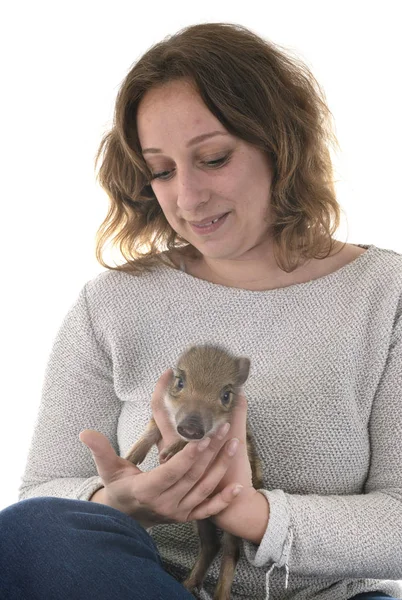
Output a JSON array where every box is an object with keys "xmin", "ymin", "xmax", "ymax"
[
  {"xmin": 182, "ymin": 519, "xmax": 221, "ymax": 592},
  {"xmin": 159, "ymin": 438, "xmax": 188, "ymax": 463},
  {"xmin": 213, "ymin": 532, "xmax": 241, "ymax": 600},
  {"xmin": 124, "ymin": 417, "xmax": 162, "ymax": 465}
]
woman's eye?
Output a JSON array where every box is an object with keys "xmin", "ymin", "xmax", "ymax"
[
  {"xmin": 150, "ymin": 155, "xmax": 229, "ymax": 182},
  {"xmin": 151, "ymin": 170, "xmax": 171, "ymax": 181}
]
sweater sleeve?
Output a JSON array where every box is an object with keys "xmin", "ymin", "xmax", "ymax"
[
  {"xmin": 243, "ymin": 310, "xmax": 402, "ymax": 584},
  {"xmin": 18, "ymin": 282, "xmax": 122, "ymax": 502}
]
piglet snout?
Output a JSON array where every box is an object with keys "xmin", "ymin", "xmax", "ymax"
[{"xmin": 177, "ymin": 414, "xmax": 205, "ymax": 440}]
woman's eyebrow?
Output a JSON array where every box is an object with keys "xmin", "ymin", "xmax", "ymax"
[{"xmin": 141, "ymin": 131, "xmax": 229, "ymax": 155}]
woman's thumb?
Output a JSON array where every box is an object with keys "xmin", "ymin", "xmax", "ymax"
[
  {"xmin": 79, "ymin": 429, "xmax": 127, "ymax": 484},
  {"xmin": 151, "ymin": 368, "xmax": 179, "ymax": 447}
]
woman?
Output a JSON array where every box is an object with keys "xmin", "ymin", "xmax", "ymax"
[{"xmin": 1, "ymin": 22, "xmax": 401, "ymax": 600}]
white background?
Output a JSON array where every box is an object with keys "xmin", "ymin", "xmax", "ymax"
[{"xmin": 1, "ymin": 1, "xmax": 401, "ymax": 511}]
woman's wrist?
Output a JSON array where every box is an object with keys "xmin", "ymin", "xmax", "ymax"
[
  {"xmin": 89, "ymin": 487, "xmax": 106, "ymax": 503},
  {"xmin": 88, "ymin": 487, "xmax": 158, "ymax": 529},
  {"xmin": 212, "ymin": 487, "xmax": 270, "ymax": 544},
  {"xmin": 245, "ymin": 489, "xmax": 270, "ymax": 544},
  {"xmin": 89, "ymin": 486, "xmax": 125, "ymax": 513}
]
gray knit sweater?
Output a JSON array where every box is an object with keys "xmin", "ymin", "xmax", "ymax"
[{"xmin": 19, "ymin": 243, "xmax": 402, "ymax": 600}]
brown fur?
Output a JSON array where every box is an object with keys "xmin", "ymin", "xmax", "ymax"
[{"xmin": 125, "ymin": 344, "xmax": 262, "ymax": 600}]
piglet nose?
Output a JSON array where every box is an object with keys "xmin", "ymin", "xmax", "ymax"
[{"xmin": 177, "ymin": 416, "xmax": 205, "ymax": 440}]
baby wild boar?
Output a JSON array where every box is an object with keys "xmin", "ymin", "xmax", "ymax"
[{"xmin": 125, "ymin": 344, "xmax": 262, "ymax": 600}]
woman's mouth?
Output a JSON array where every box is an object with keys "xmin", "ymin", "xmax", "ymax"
[{"xmin": 189, "ymin": 212, "xmax": 230, "ymax": 235}]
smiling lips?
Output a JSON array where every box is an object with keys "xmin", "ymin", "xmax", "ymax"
[
  {"xmin": 188, "ymin": 212, "xmax": 229, "ymax": 226},
  {"xmin": 189, "ymin": 212, "xmax": 230, "ymax": 235}
]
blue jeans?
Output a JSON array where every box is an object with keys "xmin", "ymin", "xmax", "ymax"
[
  {"xmin": 0, "ymin": 497, "xmax": 194, "ymax": 600},
  {"xmin": 350, "ymin": 592, "xmax": 397, "ymax": 600},
  {"xmin": 0, "ymin": 497, "xmax": 397, "ymax": 600}
]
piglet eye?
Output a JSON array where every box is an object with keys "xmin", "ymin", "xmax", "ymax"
[
  {"xmin": 175, "ymin": 377, "xmax": 184, "ymax": 390},
  {"xmin": 221, "ymin": 391, "xmax": 231, "ymax": 406}
]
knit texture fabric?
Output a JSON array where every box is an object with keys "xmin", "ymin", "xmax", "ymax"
[{"xmin": 19, "ymin": 243, "xmax": 402, "ymax": 600}]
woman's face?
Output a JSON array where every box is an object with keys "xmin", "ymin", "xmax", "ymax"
[{"xmin": 136, "ymin": 79, "xmax": 274, "ymax": 262}]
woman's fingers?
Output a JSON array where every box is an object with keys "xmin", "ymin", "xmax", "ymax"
[
  {"xmin": 151, "ymin": 368, "xmax": 180, "ymax": 450},
  {"xmin": 229, "ymin": 393, "xmax": 248, "ymax": 440},
  {"xmin": 134, "ymin": 423, "xmax": 232, "ymax": 500},
  {"xmin": 79, "ymin": 429, "xmax": 140, "ymax": 483},
  {"xmin": 176, "ymin": 437, "xmax": 240, "ymax": 512},
  {"xmin": 188, "ymin": 483, "xmax": 243, "ymax": 520}
]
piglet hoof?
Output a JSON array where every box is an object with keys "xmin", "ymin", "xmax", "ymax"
[
  {"xmin": 182, "ymin": 575, "xmax": 199, "ymax": 592},
  {"xmin": 159, "ymin": 450, "xmax": 174, "ymax": 464}
]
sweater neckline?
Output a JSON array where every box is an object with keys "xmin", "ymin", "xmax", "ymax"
[{"xmin": 168, "ymin": 244, "xmax": 375, "ymax": 296}]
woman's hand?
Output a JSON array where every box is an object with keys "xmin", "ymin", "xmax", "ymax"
[{"xmin": 79, "ymin": 370, "xmax": 243, "ymax": 528}]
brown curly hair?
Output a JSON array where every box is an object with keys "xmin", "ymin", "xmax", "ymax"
[{"xmin": 94, "ymin": 22, "xmax": 346, "ymax": 275}]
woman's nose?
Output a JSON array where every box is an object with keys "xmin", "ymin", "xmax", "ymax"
[{"xmin": 176, "ymin": 169, "xmax": 209, "ymax": 210}]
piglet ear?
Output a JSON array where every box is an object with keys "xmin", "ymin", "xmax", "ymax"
[{"xmin": 236, "ymin": 357, "xmax": 250, "ymax": 386}]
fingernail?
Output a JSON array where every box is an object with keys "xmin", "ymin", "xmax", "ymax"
[
  {"xmin": 227, "ymin": 438, "xmax": 239, "ymax": 456},
  {"xmin": 232, "ymin": 484, "xmax": 243, "ymax": 496},
  {"xmin": 217, "ymin": 422, "xmax": 230, "ymax": 439},
  {"xmin": 197, "ymin": 437, "xmax": 211, "ymax": 451}
]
